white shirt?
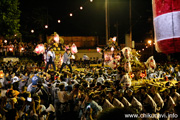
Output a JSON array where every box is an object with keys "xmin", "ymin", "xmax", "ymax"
[
  {"xmin": 96, "ymin": 76, "xmax": 105, "ymax": 84},
  {"xmin": 12, "ymin": 76, "xmax": 19, "ymax": 83},
  {"xmin": 46, "ymin": 51, "xmax": 55, "ymax": 62},
  {"xmin": 0, "ymin": 78, "xmax": 4, "ymax": 87},
  {"xmin": 60, "ymin": 81, "xmax": 68, "ymax": 87},
  {"xmin": 85, "ymin": 77, "xmax": 93, "ymax": 83},
  {"xmin": 83, "ymin": 55, "xmax": 89, "ymax": 60},
  {"xmin": 120, "ymin": 73, "xmax": 131, "ymax": 86}
]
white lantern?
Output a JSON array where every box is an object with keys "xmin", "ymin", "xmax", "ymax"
[
  {"xmin": 111, "ymin": 47, "xmax": 114, "ymax": 52},
  {"xmin": 54, "ymin": 34, "xmax": 59, "ymax": 43}
]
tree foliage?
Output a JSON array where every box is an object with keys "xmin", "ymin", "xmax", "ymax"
[{"xmin": 0, "ymin": 0, "xmax": 21, "ymax": 39}]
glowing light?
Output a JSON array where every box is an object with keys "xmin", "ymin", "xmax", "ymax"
[
  {"xmin": 72, "ymin": 55, "xmax": 75, "ymax": 59},
  {"xmin": 97, "ymin": 47, "xmax": 101, "ymax": 52},
  {"xmin": 70, "ymin": 13, "xmax": 73, "ymax": 16},
  {"xmin": 14, "ymin": 34, "xmax": 17, "ymax": 36},
  {"xmin": 139, "ymin": 50, "xmax": 141, "ymax": 52},
  {"xmin": 31, "ymin": 29, "xmax": 34, "ymax": 33},
  {"xmin": 80, "ymin": 6, "xmax": 83, "ymax": 10},
  {"xmin": 45, "ymin": 25, "xmax": 48, "ymax": 29},
  {"xmin": 0, "ymin": 70, "xmax": 3, "ymax": 78},
  {"xmin": 4, "ymin": 40, "xmax": 7, "ymax": 43},
  {"xmin": 146, "ymin": 46, "xmax": 148, "ymax": 48},
  {"xmin": 71, "ymin": 43, "xmax": 78, "ymax": 54},
  {"xmin": 34, "ymin": 44, "xmax": 45, "ymax": 54},
  {"xmin": 148, "ymin": 40, "xmax": 152, "ymax": 45},
  {"xmin": 90, "ymin": 0, "xmax": 93, "ymax": 2},
  {"xmin": 142, "ymin": 48, "xmax": 144, "ymax": 51},
  {"xmin": 21, "ymin": 47, "xmax": 24, "ymax": 51},
  {"xmin": 58, "ymin": 20, "xmax": 61, "ymax": 23},
  {"xmin": 39, "ymin": 45, "xmax": 44, "ymax": 52},
  {"xmin": 111, "ymin": 47, "xmax": 114, "ymax": 52},
  {"xmin": 9, "ymin": 48, "xmax": 13, "ymax": 52},
  {"xmin": 54, "ymin": 34, "xmax": 59, "ymax": 43},
  {"xmin": 112, "ymin": 37, "xmax": 117, "ymax": 42}
]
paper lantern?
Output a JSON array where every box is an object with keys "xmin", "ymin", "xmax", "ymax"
[
  {"xmin": 152, "ymin": 0, "xmax": 180, "ymax": 54},
  {"xmin": 34, "ymin": 44, "xmax": 45, "ymax": 54},
  {"xmin": 71, "ymin": 43, "xmax": 78, "ymax": 54},
  {"xmin": 112, "ymin": 37, "xmax": 117, "ymax": 42},
  {"xmin": 97, "ymin": 47, "xmax": 101, "ymax": 52},
  {"xmin": 9, "ymin": 47, "xmax": 13, "ymax": 52},
  {"xmin": 111, "ymin": 47, "xmax": 114, "ymax": 52},
  {"xmin": 0, "ymin": 70, "xmax": 4, "ymax": 78},
  {"xmin": 145, "ymin": 56, "xmax": 156, "ymax": 73},
  {"xmin": 121, "ymin": 47, "xmax": 132, "ymax": 61},
  {"xmin": 54, "ymin": 34, "xmax": 59, "ymax": 43}
]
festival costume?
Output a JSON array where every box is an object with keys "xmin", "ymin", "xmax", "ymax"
[
  {"xmin": 45, "ymin": 50, "xmax": 56, "ymax": 72},
  {"xmin": 59, "ymin": 52, "xmax": 72, "ymax": 73}
]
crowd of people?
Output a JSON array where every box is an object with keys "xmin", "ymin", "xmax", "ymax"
[
  {"xmin": 0, "ymin": 56, "xmax": 180, "ymax": 120},
  {"xmin": 0, "ymin": 40, "xmax": 36, "ymax": 56}
]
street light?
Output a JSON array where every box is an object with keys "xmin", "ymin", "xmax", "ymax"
[
  {"xmin": 4, "ymin": 40, "xmax": 7, "ymax": 44},
  {"xmin": 70, "ymin": 13, "xmax": 73, "ymax": 16},
  {"xmin": 148, "ymin": 40, "xmax": 152, "ymax": 45},
  {"xmin": 21, "ymin": 47, "xmax": 24, "ymax": 51},
  {"xmin": 80, "ymin": 6, "xmax": 83, "ymax": 10},
  {"xmin": 58, "ymin": 20, "xmax": 61, "ymax": 23},
  {"xmin": 31, "ymin": 29, "xmax": 34, "ymax": 33},
  {"xmin": 147, "ymin": 40, "xmax": 153, "ymax": 55}
]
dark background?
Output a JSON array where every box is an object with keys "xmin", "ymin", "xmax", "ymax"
[{"xmin": 19, "ymin": 0, "xmax": 153, "ymax": 44}]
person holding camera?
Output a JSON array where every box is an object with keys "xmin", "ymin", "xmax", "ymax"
[{"xmin": 45, "ymin": 47, "xmax": 56, "ymax": 72}]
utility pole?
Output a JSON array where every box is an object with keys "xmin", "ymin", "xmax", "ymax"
[
  {"xmin": 105, "ymin": 0, "xmax": 109, "ymax": 45},
  {"xmin": 116, "ymin": 21, "xmax": 119, "ymax": 45},
  {"xmin": 129, "ymin": 0, "xmax": 132, "ymax": 47}
]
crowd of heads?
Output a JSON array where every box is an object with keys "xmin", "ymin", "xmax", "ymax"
[{"xmin": 0, "ymin": 59, "xmax": 180, "ymax": 120}]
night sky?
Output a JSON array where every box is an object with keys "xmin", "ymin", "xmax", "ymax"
[{"xmin": 19, "ymin": 0, "xmax": 153, "ymax": 44}]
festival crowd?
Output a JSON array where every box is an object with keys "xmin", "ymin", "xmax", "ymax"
[{"xmin": 0, "ymin": 56, "xmax": 180, "ymax": 120}]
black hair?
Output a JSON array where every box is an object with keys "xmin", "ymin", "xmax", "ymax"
[
  {"xmin": 82, "ymin": 82, "xmax": 88, "ymax": 88},
  {"xmin": 5, "ymin": 109, "xmax": 18, "ymax": 120},
  {"xmin": 88, "ymin": 93, "xmax": 94, "ymax": 99},
  {"xmin": 60, "ymin": 75, "xmax": 65, "ymax": 81},
  {"xmin": 97, "ymin": 82, "xmax": 102, "ymax": 87},
  {"xmin": 59, "ymin": 84, "xmax": 65, "ymax": 90},
  {"xmin": 139, "ymin": 87, "xmax": 147, "ymax": 92},
  {"xmin": 90, "ymin": 83, "xmax": 95, "ymax": 88}
]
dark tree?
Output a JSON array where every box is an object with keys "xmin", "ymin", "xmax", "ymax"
[{"xmin": 0, "ymin": 0, "xmax": 21, "ymax": 39}]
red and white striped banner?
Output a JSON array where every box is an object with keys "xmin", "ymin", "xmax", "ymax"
[{"xmin": 152, "ymin": 0, "xmax": 180, "ymax": 54}]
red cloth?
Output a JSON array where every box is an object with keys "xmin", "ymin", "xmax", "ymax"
[
  {"xmin": 154, "ymin": 0, "xmax": 180, "ymax": 17},
  {"xmin": 153, "ymin": 0, "xmax": 180, "ymax": 54}
]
